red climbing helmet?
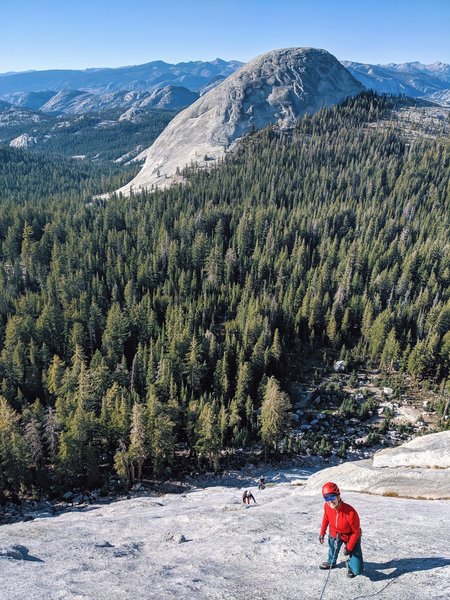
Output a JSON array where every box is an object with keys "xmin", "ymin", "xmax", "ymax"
[{"xmin": 322, "ymin": 482, "xmax": 340, "ymax": 496}]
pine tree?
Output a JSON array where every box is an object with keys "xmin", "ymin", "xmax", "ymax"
[
  {"xmin": 368, "ymin": 309, "xmax": 392, "ymax": 361},
  {"xmin": 147, "ymin": 385, "xmax": 175, "ymax": 476},
  {"xmin": 114, "ymin": 440, "xmax": 131, "ymax": 487},
  {"xmin": 380, "ymin": 328, "xmax": 401, "ymax": 370},
  {"xmin": 270, "ymin": 328, "xmax": 282, "ymax": 372},
  {"xmin": 260, "ymin": 377, "xmax": 291, "ymax": 456},
  {"xmin": 195, "ymin": 400, "xmax": 220, "ymax": 470},
  {"xmin": 102, "ymin": 303, "xmax": 130, "ymax": 368},
  {"xmin": 100, "ymin": 383, "xmax": 130, "ymax": 460},
  {"xmin": 0, "ymin": 397, "xmax": 29, "ymax": 493},
  {"xmin": 184, "ymin": 335, "xmax": 204, "ymax": 394},
  {"xmin": 25, "ymin": 417, "xmax": 44, "ymax": 467},
  {"xmin": 43, "ymin": 406, "xmax": 59, "ymax": 464},
  {"xmin": 128, "ymin": 402, "xmax": 148, "ymax": 482},
  {"xmin": 407, "ymin": 340, "xmax": 430, "ymax": 380},
  {"xmin": 45, "ymin": 355, "xmax": 66, "ymax": 398}
]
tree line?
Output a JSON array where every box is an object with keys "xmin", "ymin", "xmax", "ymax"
[{"xmin": 0, "ymin": 92, "xmax": 449, "ymax": 498}]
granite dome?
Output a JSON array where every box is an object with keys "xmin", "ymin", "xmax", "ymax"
[{"xmin": 112, "ymin": 47, "xmax": 364, "ymax": 196}]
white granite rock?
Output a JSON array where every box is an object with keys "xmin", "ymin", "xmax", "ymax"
[
  {"xmin": 300, "ymin": 431, "xmax": 450, "ymax": 499},
  {"xmin": 112, "ymin": 48, "xmax": 363, "ymax": 196},
  {"xmin": 373, "ymin": 430, "xmax": 450, "ymax": 468},
  {"xmin": 9, "ymin": 133, "xmax": 37, "ymax": 148}
]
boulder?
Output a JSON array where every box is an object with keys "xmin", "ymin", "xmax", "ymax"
[
  {"xmin": 333, "ymin": 360, "xmax": 346, "ymax": 372},
  {"xmin": 0, "ymin": 545, "xmax": 27, "ymax": 560}
]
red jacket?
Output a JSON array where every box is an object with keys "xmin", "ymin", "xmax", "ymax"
[{"xmin": 320, "ymin": 500, "xmax": 361, "ymax": 552}]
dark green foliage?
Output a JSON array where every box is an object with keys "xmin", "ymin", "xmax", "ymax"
[
  {"xmin": 379, "ymin": 417, "xmax": 391, "ymax": 434},
  {"xmin": 0, "ymin": 144, "xmax": 137, "ymax": 202},
  {"xmin": 0, "ymin": 92, "xmax": 449, "ymax": 494},
  {"xmin": 316, "ymin": 436, "xmax": 333, "ymax": 457},
  {"xmin": 364, "ymin": 431, "xmax": 381, "ymax": 446},
  {"xmin": 348, "ymin": 371, "xmax": 358, "ymax": 387},
  {"xmin": 339, "ymin": 396, "xmax": 356, "ymax": 417},
  {"xmin": 337, "ymin": 440, "xmax": 347, "ymax": 458},
  {"xmin": 358, "ymin": 397, "xmax": 376, "ymax": 420},
  {"xmin": 0, "ymin": 108, "xmax": 176, "ymax": 162}
]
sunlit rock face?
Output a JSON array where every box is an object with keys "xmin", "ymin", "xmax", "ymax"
[
  {"xmin": 300, "ymin": 431, "xmax": 450, "ymax": 500},
  {"xmin": 113, "ymin": 47, "xmax": 364, "ymax": 196}
]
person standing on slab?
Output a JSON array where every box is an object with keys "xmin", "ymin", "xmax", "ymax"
[{"xmin": 318, "ymin": 482, "xmax": 364, "ymax": 578}]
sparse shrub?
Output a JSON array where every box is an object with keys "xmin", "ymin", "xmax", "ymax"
[
  {"xmin": 436, "ymin": 397, "xmax": 449, "ymax": 417},
  {"xmin": 339, "ymin": 396, "xmax": 356, "ymax": 417},
  {"xmin": 316, "ymin": 437, "xmax": 333, "ymax": 457},
  {"xmin": 348, "ymin": 370, "xmax": 358, "ymax": 387},
  {"xmin": 379, "ymin": 418, "xmax": 391, "ymax": 434},
  {"xmin": 337, "ymin": 441, "xmax": 347, "ymax": 458},
  {"xmin": 395, "ymin": 423, "xmax": 412, "ymax": 435},
  {"xmin": 358, "ymin": 398, "xmax": 376, "ymax": 420},
  {"xmin": 364, "ymin": 432, "xmax": 380, "ymax": 446}
]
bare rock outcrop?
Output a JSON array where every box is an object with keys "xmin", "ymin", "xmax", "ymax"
[
  {"xmin": 300, "ymin": 431, "xmax": 450, "ymax": 499},
  {"xmin": 138, "ymin": 85, "xmax": 199, "ymax": 110},
  {"xmin": 372, "ymin": 430, "xmax": 450, "ymax": 468},
  {"xmin": 9, "ymin": 133, "xmax": 37, "ymax": 148},
  {"xmin": 112, "ymin": 47, "xmax": 364, "ymax": 196}
]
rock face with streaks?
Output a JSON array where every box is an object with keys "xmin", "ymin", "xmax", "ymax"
[{"xmin": 113, "ymin": 47, "xmax": 364, "ymax": 195}]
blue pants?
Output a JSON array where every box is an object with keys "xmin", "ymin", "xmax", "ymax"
[{"xmin": 328, "ymin": 535, "xmax": 364, "ymax": 575}]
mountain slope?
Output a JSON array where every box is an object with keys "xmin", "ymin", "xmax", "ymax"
[
  {"xmin": 4, "ymin": 90, "xmax": 56, "ymax": 110},
  {"xmin": 342, "ymin": 60, "xmax": 450, "ymax": 104},
  {"xmin": 19, "ymin": 86, "xmax": 199, "ymax": 115},
  {"xmin": 0, "ymin": 106, "xmax": 175, "ymax": 162},
  {"xmin": 139, "ymin": 85, "xmax": 199, "ymax": 110},
  {"xmin": 114, "ymin": 47, "xmax": 364, "ymax": 195},
  {"xmin": 0, "ymin": 59, "xmax": 242, "ymax": 96}
]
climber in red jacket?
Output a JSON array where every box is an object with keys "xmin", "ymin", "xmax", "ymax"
[{"xmin": 318, "ymin": 482, "xmax": 364, "ymax": 578}]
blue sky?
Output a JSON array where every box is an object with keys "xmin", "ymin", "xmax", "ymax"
[{"xmin": 1, "ymin": 0, "xmax": 449, "ymax": 73}]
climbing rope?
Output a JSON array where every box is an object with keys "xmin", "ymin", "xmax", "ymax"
[
  {"xmin": 318, "ymin": 536, "xmax": 340, "ymax": 600},
  {"xmin": 351, "ymin": 579, "xmax": 396, "ymax": 600}
]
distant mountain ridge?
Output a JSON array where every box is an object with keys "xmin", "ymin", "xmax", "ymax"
[
  {"xmin": 384, "ymin": 61, "xmax": 450, "ymax": 80},
  {"xmin": 0, "ymin": 58, "xmax": 243, "ymax": 96},
  {"xmin": 2, "ymin": 57, "xmax": 450, "ymax": 114},
  {"xmin": 342, "ymin": 60, "xmax": 450, "ymax": 105},
  {"xmin": 7, "ymin": 86, "xmax": 200, "ymax": 115},
  {"xmin": 0, "ymin": 100, "xmax": 175, "ymax": 163}
]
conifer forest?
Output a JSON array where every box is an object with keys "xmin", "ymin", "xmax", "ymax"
[{"xmin": 0, "ymin": 93, "xmax": 449, "ymax": 498}]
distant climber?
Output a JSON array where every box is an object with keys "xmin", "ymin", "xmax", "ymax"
[
  {"xmin": 242, "ymin": 490, "xmax": 256, "ymax": 505},
  {"xmin": 258, "ymin": 476, "xmax": 266, "ymax": 490},
  {"xmin": 318, "ymin": 482, "xmax": 364, "ymax": 578}
]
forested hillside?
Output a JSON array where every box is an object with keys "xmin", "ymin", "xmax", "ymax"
[
  {"xmin": 0, "ymin": 145, "xmax": 138, "ymax": 202},
  {"xmin": 0, "ymin": 107, "xmax": 176, "ymax": 161},
  {"xmin": 0, "ymin": 93, "xmax": 449, "ymax": 498}
]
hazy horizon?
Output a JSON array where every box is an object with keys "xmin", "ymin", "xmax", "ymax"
[{"xmin": 1, "ymin": 0, "xmax": 449, "ymax": 73}]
